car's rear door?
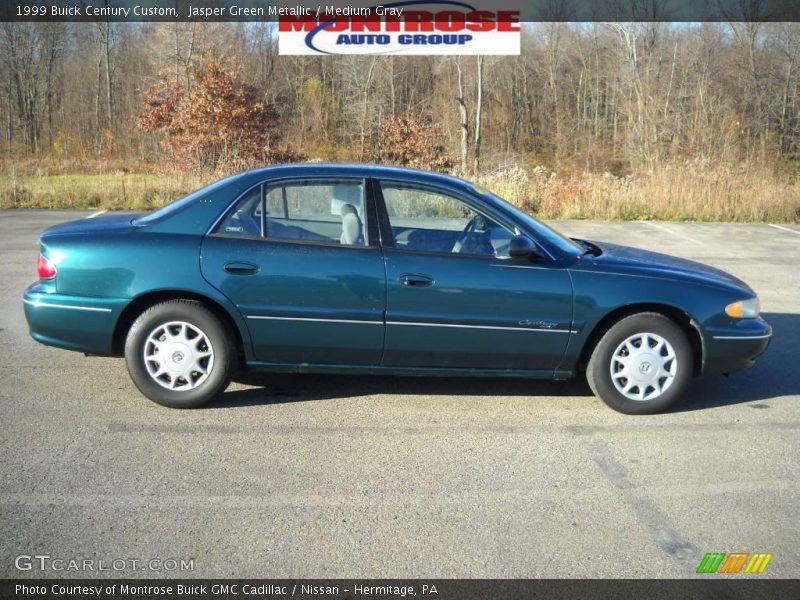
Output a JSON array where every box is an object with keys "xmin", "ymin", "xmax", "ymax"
[
  {"xmin": 201, "ymin": 177, "xmax": 386, "ymax": 365},
  {"xmin": 375, "ymin": 179, "xmax": 573, "ymax": 372}
]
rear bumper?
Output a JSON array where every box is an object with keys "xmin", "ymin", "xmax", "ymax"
[
  {"xmin": 23, "ymin": 283, "xmax": 126, "ymax": 355},
  {"xmin": 702, "ymin": 318, "xmax": 772, "ymax": 374}
]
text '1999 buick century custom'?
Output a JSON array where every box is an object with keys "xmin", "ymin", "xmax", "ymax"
[{"xmin": 23, "ymin": 164, "xmax": 771, "ymax": 414}]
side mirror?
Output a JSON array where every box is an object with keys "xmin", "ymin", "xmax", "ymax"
[{"xmin": 509, "ymin": 235, "xmax": 543, "ymax": 260}]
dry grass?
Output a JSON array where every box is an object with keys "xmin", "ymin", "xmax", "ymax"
[
  {"xmin": 1, "ymin": 159, "xmax": 798, "ymax": 222},
  {"xmin": 0, "ymin": 171, "xmax": 208, "ymax": 211},
  {"xmin": 479, "ymin": 162, "xmax": 800, "ymax": 222}
]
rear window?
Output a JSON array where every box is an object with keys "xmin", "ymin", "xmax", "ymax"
[
  {"xmin": 132, "ymin": 174, "xmax": 240, "ymax": 225},
  {"xmin": 216, "ymin": 179, "xmax": 367, "ymax": 246}
]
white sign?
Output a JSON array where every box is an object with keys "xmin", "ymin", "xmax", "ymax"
[{"xmin": 278, "ymin": 3, "xmax": 521, "ymax": 56}]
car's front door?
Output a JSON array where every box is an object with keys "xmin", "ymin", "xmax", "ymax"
[
  {"xmin": 376, "ymin": 180, "xmax": 573, "ymax": 371},
  {"xmin": 201, "ymin": 177, "xmax": 386, "ymax": 365}
]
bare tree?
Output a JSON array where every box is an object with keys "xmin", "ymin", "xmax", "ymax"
[
  {"xmin": 454, "ymin": 57, "xmax": 469, "ymax": 173},
  {"xmin": 473, "ymin": 55, "xmax": 484, "ymax": 175}
]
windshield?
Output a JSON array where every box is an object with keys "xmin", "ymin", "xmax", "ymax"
[
  {"xmin": 132, "ymin": 174, "xmax": 239, "ymax": 225},
  {"xmin": 479, "ymin": 189, "xmax": 584, "ymax": 255}
]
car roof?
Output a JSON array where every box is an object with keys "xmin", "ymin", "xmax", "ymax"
[{"xmin": 238, "ymin": 163, "xmax": 473, "ymax": 189}]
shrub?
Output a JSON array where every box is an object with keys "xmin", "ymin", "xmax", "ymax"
[
  {"xmin": 138, "ymin": 60, "xmax": 299, "ymax": 173},
  {"xmin": 380, "ymin": 113, "xmax": 452, "ymax": 171}
]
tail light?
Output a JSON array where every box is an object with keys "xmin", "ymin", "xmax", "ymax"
[{"xmin": 37, "ymin": 253, "xmax": 57, "ymax": 279}]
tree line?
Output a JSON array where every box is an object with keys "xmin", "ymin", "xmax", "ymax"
[{"xmin": 2, "ymin": 21, "xmax": 800, "ymax": 177}]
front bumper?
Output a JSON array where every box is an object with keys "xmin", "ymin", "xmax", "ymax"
[
  {"xmin": 702, "ymin": 317, "xmax": 772, "ymax": 374},
  {"xmin": 23, "ymin": 283, "xmax": 126, "ymax": 355}
]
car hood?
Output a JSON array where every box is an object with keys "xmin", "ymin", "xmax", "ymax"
[
  {"xmin": 41, "ymin": 212, "xmax": 138, "ymax": 238},
  {"xmin": 583, "ymin": 240, "xmax": 753, "ymax": 293}
]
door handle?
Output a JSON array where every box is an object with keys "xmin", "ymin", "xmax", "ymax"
[
  {"xmin": 399, "ymin": 273, "xmax": 434, "ymax": 287},
  {"xmin": 224, "ymin": 261, "xmax": 260, "ymax": 275}
]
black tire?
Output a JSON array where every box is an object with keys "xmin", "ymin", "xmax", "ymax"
[
  {"xmin": 124, "ymin": 300, "xmax": 234, "ymax": 408},
  {"xmin": 586, "ymin": 312, "xmax": 693, "ymax": 415}
]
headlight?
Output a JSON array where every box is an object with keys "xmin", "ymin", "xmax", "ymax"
[{"xmin": 725, "ymin": 297, "xmax": 760, "ymax": 318}]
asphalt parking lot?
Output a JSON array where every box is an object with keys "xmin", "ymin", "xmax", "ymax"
[{"xmin": 1, "ymin": 210, "xmax": 798, "ymax": 579}]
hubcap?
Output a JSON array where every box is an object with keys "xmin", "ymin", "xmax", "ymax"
[
  {"xmin": 610, "ymin": 332, "xmax": 677, "ymax": 401},
  {"xmin": 143, "ymin": 321, "xmax": 214, "ymax": 391}
]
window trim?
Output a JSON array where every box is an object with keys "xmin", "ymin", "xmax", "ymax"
[
  {"xmin": 212, "ymin": 232, "xmax": 379, "ymax": 251},
  {"xmin": 208, "ymin": 176, "xmax": 378, "ymax": 249},
  {"xmin": 372, "ymin": 178, "xmax": 524, "ymax": 259},
  {"xmin": 259, "ymin": 183, "xmax": 266, "ymax": 237}
]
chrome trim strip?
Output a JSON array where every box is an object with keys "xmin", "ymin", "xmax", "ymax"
[
  {"xmin": 23, "ymin": 298, "xmax": 112, "ymax": 313},
  {"xmin": 712, "ymin": 334, "xmax": 772, "ymax": 340},
  {"xmin": 489, "ymin": 263, "xmax": 551, "ymax": 270},
  {"xmin": 246, "ymin": 315, "xmax": 382, "ymax": 325},
  {"xmin": 387, "ymin": 321, "xmax": 574, "ymax": 333},
  {"xmin": 245, "ymin": 314, "xmax": 576, "ymax": 333}
]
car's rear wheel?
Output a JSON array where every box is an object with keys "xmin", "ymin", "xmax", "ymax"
[
  {"xmin": 586, "ymin": 312, "xmax": 693, "ymax": 415},
  {"xmin": 124, "ymin": 300, "xmax": 233, "ymax": 408}
]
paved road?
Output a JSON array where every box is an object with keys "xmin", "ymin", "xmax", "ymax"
[{"xmin": 1, "ymin": 211, "xmax": 798, "ymax": 579}]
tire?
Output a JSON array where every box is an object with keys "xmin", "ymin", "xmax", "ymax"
[
  {"xmin": 124, "ymin": 300, "xmax": 234, "ymax": 408},
  {"xmin": 586, "ymin": 312, "xmax": 693, "ymax": 415}
]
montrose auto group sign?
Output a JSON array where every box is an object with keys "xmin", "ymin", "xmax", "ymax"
[{"xmin": 278, "ymin": 2, "xmax": 521, "ymax": 55}]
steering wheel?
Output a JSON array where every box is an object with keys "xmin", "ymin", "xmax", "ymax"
[
  {"xmin": 451, "ymin": 216, "xmax": 479, "ymax": 253},
  {"xmin": 452, "ymin": 215, "xmax": 496, "ymax": 256}
]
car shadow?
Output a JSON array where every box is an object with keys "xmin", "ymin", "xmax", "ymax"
[
  {"xmin": 218, "ymin": 372, "xmax": 592, "ymax": 408},
  {"xmin": 674, "ymin": 312, "xmax": 799, "ymax": 412},
  {"xmin": 214, "ymin": 312, "xmax": 797, "ymax": 412}
]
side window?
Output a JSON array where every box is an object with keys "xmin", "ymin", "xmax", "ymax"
[
  {"xmin": 217, "ymin": 187, "xmax": 262, "ymax": 236},
  {"xmin": 216, "ymin": 179, "xmax": 366, "ymax": 246},
  {"xmin": 265, "ymin": 180, "xmax": 365, "ymax": 245},
  {"xmin": 380, "ymin": 183, "xmax": 513, "ymax": 257}
]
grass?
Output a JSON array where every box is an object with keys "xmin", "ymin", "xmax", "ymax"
[
  {"xmin": 0, "ymin": 172, "xmax": 208, "ymax": 211},
  {"xmin": 478, "ymin": 163, "xmax": 800, "ymax": 223},
  {"xmin": 1, "ymin": 160, "xmax": 798, "ymax": 222}
]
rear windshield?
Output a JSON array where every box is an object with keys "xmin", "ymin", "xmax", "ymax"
[{"xmin": 132, "ymin": 174, "xmax": 238, "ymax": 225}]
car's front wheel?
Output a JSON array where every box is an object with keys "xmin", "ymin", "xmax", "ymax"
[
  {"xmin": 124, "ymin": 300, "xmax": 234, "ymax": 408},
  {"xmin": 586, "ymin": 312, "xmax": 693, "ymax": 415}
]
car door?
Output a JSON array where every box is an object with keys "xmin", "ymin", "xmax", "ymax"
[
  {"xmin": 200, "ymin": 177, "xmax": 386, "ymax": 365},
  {"xmin": 375, "ymin": 180, "xmax": 573, "ymax": 371}
]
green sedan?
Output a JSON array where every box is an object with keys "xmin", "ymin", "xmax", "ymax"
[{"xmin": 23, "ymin": 164, "xmax": 771, "ymax": 414}]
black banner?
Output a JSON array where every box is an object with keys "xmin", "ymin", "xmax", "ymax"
[
  {"xmin": 2, "ymin": 0, "xmax": 800, "ymax": 23},
  {"xmin": 3, "ymin": 579, "xmax": 800, "ymax": 600}
]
